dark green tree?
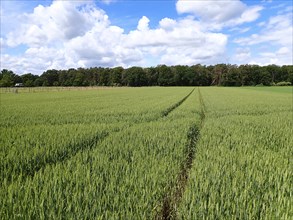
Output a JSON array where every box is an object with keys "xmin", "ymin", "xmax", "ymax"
[
  {"xmin": 41, "ymin": 69, "xmax": 59, "ymax": 86},
  {"xmin": 221, "ymin": 65, "xmax": 241, "ymax": 86},
  {"xmin": 212, "ymin": 64, "xmax": 228, "ymax": 86},
  {"xmin": 157, "ymin": 65, "xmax": 174, "ymax": 86},
  {"xmin": 123, "ymin": 67, "xmax": 147, "ymax": 86},
  {"xmin": 109, "ymin": 67, "xmax": 123, "ymax": 86},
  {"xmin": 145, "ymin": 67, "xmax": 158, "ymax": 86},
  {"xmin": 21, "ymin": 73, "xmax": 38, "ymax": 87},
  {"xmin": 0, "ymin": 69, "xmax": 15, "ymax": 87}
]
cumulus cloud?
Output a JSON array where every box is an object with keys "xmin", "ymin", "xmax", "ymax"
[
  {"xmin": 5, "ymin": 1, "xmax": 109, "ymax": 47},
  {"xmin": 159, "ymin": 18, "xmax": 177, "ymax": 30},
  {"xmin": 249, "ymin": 46, "xmax": 292, "ymax": 66},
  {"xmin": 1, "ymin": 1, "xmax": 229, "ymax": 74},
  {"xmin": 137, "ymin": 16, "xmax": 150, "ymax": 31},
  {"xmin": 234, "ymin": 48, "xmax": 251, "ymax": 62},
  {"xmin": 126, "ymin": 17, "xmax": 227, "ymax": 65},
  {"xmin": 176, "ymin": 0, "xmax": 263, "ymax": 30},
  {"xmin": 1, "ymin": 47, "xmax": 65, "ymax": 74},
  {"xmin": 232, "ymin": 5, "xmax": 293, "ymax": 66},
  {"xmin": 176, "ymin": 0, "xmax": 246, "ymax": 22},
  {"xmin": 235, "ymin": 14, "xmax": 292, "ymax": 48},
  {"xmin": 233, "ymin": 10, "xmax": 293, "ymax": 65}
]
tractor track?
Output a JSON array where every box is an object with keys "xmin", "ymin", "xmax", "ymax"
[
  {"xmin": 161, "ymin": 89, "xmax": 195, "ymax": 117},
  {"xmin": 157, "ymin": 88, "xmax": 206, "ymax": 220}
]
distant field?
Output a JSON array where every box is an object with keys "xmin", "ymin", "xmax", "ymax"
[
  {"xmin": 242, "ymin": 86, "xmax": 292, "ymax": 93},
  {"xmin": 0, "ymin": 87, "xmax": 292, "ymax": 219},
  {"xmin": 0, "ymin": 86, "xmax": 119, "ymax": 94}
]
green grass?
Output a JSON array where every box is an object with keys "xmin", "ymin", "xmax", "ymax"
[{"xmin": 0, "ymin": 87, "xmax": 292, "ymax": 219}]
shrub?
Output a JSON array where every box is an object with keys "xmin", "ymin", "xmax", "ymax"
[{"xmin": 275, "ymin": 81, "xmax": 292, "ymax": 86}]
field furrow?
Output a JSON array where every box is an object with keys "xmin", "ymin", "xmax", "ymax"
[
  {"xmin": 158, "ymin": 89, "xmax": 205, "ymax": 220},
  {"xmin": 161, "ymin": 88, "xmax": 194, "ymax": 117}
]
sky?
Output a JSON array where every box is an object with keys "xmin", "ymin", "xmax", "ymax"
[{"xmin": 0, "ymin": 0, "xmax": 292, "ymax": 75}]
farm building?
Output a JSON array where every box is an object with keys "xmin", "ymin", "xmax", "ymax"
[{"xmin": 14, "ymin": 83, "xmax": 23, "ymax": 87}]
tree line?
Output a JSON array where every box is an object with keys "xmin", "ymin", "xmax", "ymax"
[{"xmin": 1, "ymin": 64, "xmax": 292, "ymax": 87}]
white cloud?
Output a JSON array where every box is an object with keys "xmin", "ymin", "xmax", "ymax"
[
  {"xmin": 1, "ymin": 1, "xmax": 228, "ymax": 74},
  {"xmin": 234, "ymin": 48, "xmax": 251, "ymax": 62},
  {"xmin": 5, "ymin": 1, "xmax": 109, "ymax": 47},
  {"xmin": 64, "ymin": 24, "xmax": 143, "ymax": 67},
  {"xmin": 124, "ymin": 17, "xmax": 227, "ymax": 66},
  {"xmin": 1, "ymin": 47, "xmax": 65, "ymax": 74},
  {"xmin": 231, "ymin": 45, "xmax": 292, "ymax": 66},
  {"xmin": 100, "ymin": 0, "xmax": 116, "ymax": 5},
  {"xmin": 234, "ymin": 12, "xmax": 292, "ymax": 46},
  {"xmin": 276, "ymin": 47, "xmax": 290, "ymax": 55},
  {"xmin": 159, "ymin": 18, "xmax": 177, "ymax": 30},
  {"xmin": 249, "ymin": 46, "xmax": 292, "ymax": 66},
  {"xmin": 233, "ymin": 10, "xmax": 292, "ymax": 65},
  {"xmin": 0, "ymin": 1, "xmax": 28, "ymax": 35},
  {"xmin": 137, "ymin": 16, "xmax": 150, "ymax": 31},
  {"xmin": 0, "ymin": 38, "xmax": 7, "ymax": 50},
  {"xmin": 229, "ymin": 27, "xmax": 251, "ymax": 34},
  {"xmin": 257, "ymin": 21, "xmax": 266, "ymax": 27},
  {"xmin": 277, "ymin": 6, "xmax": 293, "ymax": 14},
  {"xmin": 176, "ymin": 0, "xmax": 263, "ymax": 30}
]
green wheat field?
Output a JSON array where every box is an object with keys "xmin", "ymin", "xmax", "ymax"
[{"xmin": 0, "ymin": 87, "xmax": 292, "ymax": 219}]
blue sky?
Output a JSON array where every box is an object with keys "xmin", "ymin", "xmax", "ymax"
[{"xmin": 0, "ymin": 0, "xmax": 292, "ymax": 74}]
